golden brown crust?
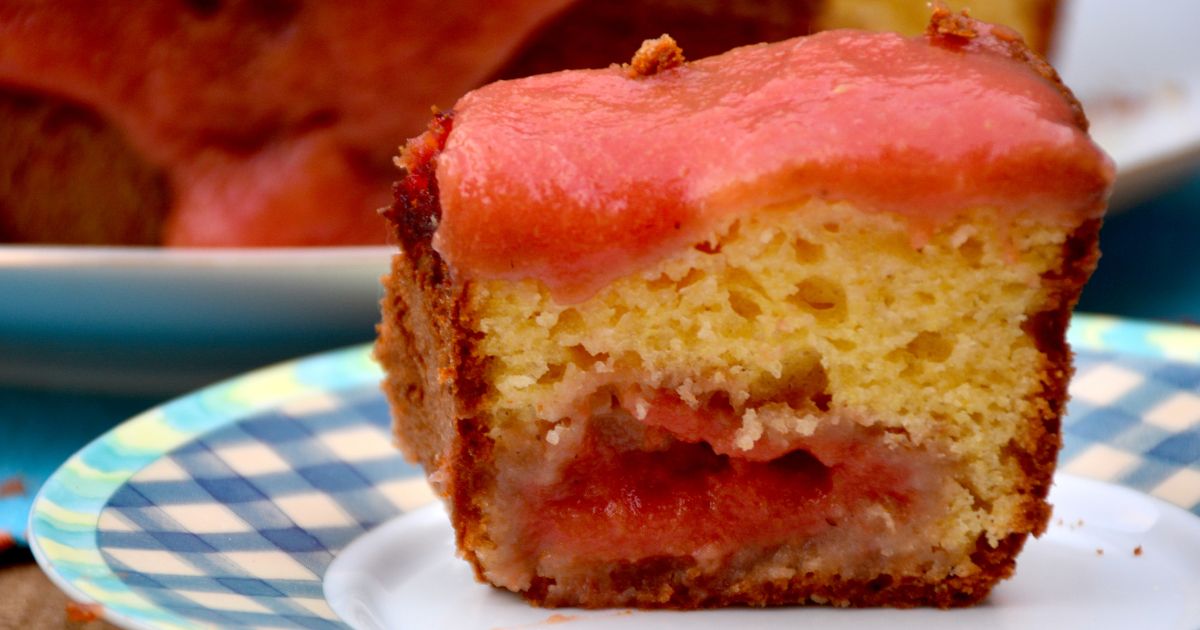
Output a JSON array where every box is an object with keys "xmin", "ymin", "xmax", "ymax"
[
  {"xmin": 375, "ymin": 220, "xmax": 500, "ymax": 583},
  {"xmin": 376, "ymin": 109, "xmax": 498, "ymax": 577},
  {"xmin": 377, "ymin": 249, "xmax": 501, "ymax": 583},
  {"xmin": 1014, "ymin": 217, "xmax": 1104, "ymax": 536}
]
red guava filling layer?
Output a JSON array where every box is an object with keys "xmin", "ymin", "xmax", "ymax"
[{"xmin": 516, "ymin": 397, "xmax": 929, "ymax": 565}]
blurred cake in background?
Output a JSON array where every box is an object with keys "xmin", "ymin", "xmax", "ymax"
[
  {"xmin": 0, "ymin": 88, "xmax": 170, "ymax": 245},
  {"xmin": 0, "ymin": 0, "xmax": 571, "ymax": 246},
  {"xmin": 818, "ymin": 0, "xmax": 1057, "ymax": 54},
  {"xmin": 0, "ymin": 0, "xmax": 1058, "ymax": 247},
  {"xmin": 497, "ymin": 0, "xmax": 1058, "ymax": 79}
]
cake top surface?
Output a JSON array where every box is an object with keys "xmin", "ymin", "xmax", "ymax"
[{"xmin": 412, "ymin": 12, "xmax": 1114, "ymax": 303}]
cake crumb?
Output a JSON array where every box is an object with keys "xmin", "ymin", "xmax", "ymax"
[
  {"xmin": 627, "ymin": 35, "xmax": 685, "ymax": 78},
  {"xmin": 493, "ymin": 611, "xmax": 618, "ymax": 629},
  {"xmin": 1133, "ymin": 545, "xmax": 1143, "ymax": 557},
  {"xmin": 0, "ymin": 476, "xmax": 26, "ymax": 497},
  {"xmin": 65, "ymin": 601, "xmax": 104, "ymax": 623},
  {"xmin": 926, "ymin": 3, "xmax": 977, "ymax": 42}
]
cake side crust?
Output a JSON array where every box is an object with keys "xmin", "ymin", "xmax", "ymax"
[
  {"xmin": 375, "ymin": 111, "xmax": 497, "ymax": 580},
  {"xmin": 1013, "ymin": 216, "xmax": 1103, "ymax": 537}
]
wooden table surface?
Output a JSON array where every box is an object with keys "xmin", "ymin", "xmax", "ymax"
[{"xmin": 1, "ymin": 553, "xmax": 117, "ymax": 630}]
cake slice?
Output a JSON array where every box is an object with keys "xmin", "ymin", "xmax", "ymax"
[{"xmin": 376, "ymin": 10, "xmax": 1113, "ymax": 608}]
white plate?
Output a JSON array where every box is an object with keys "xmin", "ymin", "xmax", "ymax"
[
  {"xmin": 1053, "ymin": 0, "xmax": 1200, "ymax": 209},
  {"xmin": 0, "ymin": 246, "xmax": 390, "ymax": 394},
  {"xmin": 324, "ymin": 475, "xmax": 1200, "ymax": 630}
]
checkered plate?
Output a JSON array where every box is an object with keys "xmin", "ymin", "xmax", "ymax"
[{"xmin": 28, "ymin": 314, "xmax": 1200, "ymax": 629}]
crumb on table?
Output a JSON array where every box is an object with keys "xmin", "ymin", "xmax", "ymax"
[
  {"xmin": 65, "ymin": 601, "xmax": 104, "ymax": 623},
  {"xmin": 0, "ymin": 476, "xmax": 26, "ymax": 498}
]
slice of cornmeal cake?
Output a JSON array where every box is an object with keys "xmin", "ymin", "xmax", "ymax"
[{"xmin": 375, "ymin": 10, "xmax": 1113, "ymax": 609}]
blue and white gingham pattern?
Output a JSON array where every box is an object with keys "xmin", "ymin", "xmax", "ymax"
[
  {"xmin": 93, "ymin": 386, "xmax": 427, "ymax": 629},
  {"xmin": 1063, "ymin": 352, "xmax": 1200, "ymax": 516},
  {"xmin": 29, "ymin": 315, "xmax": 1200, "ymax": 629}
]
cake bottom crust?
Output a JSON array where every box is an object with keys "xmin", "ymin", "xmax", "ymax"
[{"xmin": 522, "ymin": 532, "xmax": 1024, "ymax": 609}]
